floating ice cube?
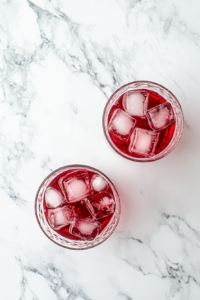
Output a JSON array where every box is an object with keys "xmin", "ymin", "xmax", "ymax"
[
  {"xmin": 129, "ymin": 128, "xmax": 159, "ymax": 157},
  {"xmin": 44, "ymin": 187, "xmax": 65, "ymax": 209},
  {"xmin": 65, "ymin": 179, "xmax": 89, "ymax": 202},
  {"xmin": 123, "ymin": 90, "xmax": 149, "ymax": 117},
  {"xmin": 91, "ymin": 175, "xmax": 108, "ymax": 192},
  {"xmin": 47, "ymin": 205, "xmax": 74, "ymax": 230},
  {"xmin": 58, "ymin": 171, "xmax": 91, "ymax": 203},
  {"xmin": 147, "ymin": 102, "xmax": 175, "ymax": 131},
  {"xmin": 108, "ymin": 109, "xmax": 136, "ymax": 141},
  {"xmin": 69, "ymin": 219, "xmax": 101, "ymax": 240},
  {"xmin": 88, "ymin": 193, "xmax": 115, "ymax": 219}
]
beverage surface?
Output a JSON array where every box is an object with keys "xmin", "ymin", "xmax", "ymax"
[
  {"xmin": 44, "ymin": 169, "xmax": 115, "ymax": 241},
  {"xmin": 107, "ymin": 89, "xmax": 175, "ymax": 158}
]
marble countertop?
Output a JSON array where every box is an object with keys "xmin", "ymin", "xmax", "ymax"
[{"xmin": 0, "ymin": 0, "xmax": 200, "ymax": 299}]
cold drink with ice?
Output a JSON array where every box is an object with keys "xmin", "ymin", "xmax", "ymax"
[
  {"xmin": 35, "ymin": 165, "xmax": 120, "ymax": 249},
  {"xmin": 103, "ymin": 81, "xmax": 184, "ymax": 162}
]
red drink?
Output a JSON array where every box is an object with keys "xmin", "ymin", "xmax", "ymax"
[
  {"xmin": 35, "ymin": 165, "xmax": 120, "ymax": 250},
  {"xmin": 103, "ymin": 81, "xmax": 184, "ymax": 162}
]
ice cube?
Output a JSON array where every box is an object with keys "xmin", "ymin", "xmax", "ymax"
[
  {"xmin": 88, "ymin": 193, "xmax": 115, "ymax": 219},
  {"xmin": 65, "ymin": 180, "xmax": 88, "ymax": 202},
  {"xmin": 58, "ymin": 171, "xmax": 91, "ymax": 203},
  {"xmin": 129, "ymin": 128, "xmax": 159, "ymax": 157},
  {"xmin": 147, "ymin": 102, "xmax": 175, "ymax": 131},
  {"xmin": 44, "ymin": 187, "xmax": 65, "ymax": 209},
  {"xmin": 47, "ymin": 205, "xmax": 74, "ymax": 230},
  {"xmin": 91, "ymin": 175, "xmax": 108, "ymax": 192},
  {"xmin": 122, "ymin": 90, "xmax": 149, "ymax": 117},
  {"xmin": 69, "ymin": 219, "xmax": 101, "ymax": 240},
  {"xmin": 108, "ymin": 109, "xmax": 136, "ymax": 141}
]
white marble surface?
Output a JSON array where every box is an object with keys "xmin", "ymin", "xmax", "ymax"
[{"xmin": 0, "ymin": 0, "xmax": 200, "ymax": 299}]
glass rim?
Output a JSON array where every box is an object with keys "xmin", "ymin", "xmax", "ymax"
[
  {"xmin": 103, "ymin": 80, "xmax": 184, "ymax": 162},
  {"xmin": 35, "ymin": 164, "xmax": 121, "ymax": 250}
]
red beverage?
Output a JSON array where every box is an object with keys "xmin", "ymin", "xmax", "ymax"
[
  {"xmin": 35, "ymin": 165, "xmax": 120, "ymax": 250},
  {"xmin": 103, "ymin": 81, "xmax": 184, "ymax": 162}
]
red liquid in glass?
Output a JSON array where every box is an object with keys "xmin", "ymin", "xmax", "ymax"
[
  {"xmin": 44, "ymin": 169, "xmax": 115, "ymax": 241},
  {"xmin": 107, "ymin": 90, "xmax": 175, "ymax": 158}
]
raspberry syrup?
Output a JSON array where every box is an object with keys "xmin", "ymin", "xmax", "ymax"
[
  {"xmin": 44, "ymin": 169, "xmax": 115, "ymax": 241},
  {"xmin": 107, "ymin": 90, "xmax": 175, "ymax": 158}
]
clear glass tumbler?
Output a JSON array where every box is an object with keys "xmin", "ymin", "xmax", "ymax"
[
  {"xmin": 103, "ymin": 81, "xmax": 184, "ymax": 162},
  {"xmin": 35, "ymin": 165, "xmax": 121, "ymax": 250}
]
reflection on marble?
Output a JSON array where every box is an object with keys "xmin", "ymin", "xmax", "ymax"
[{"xmin": 0, "ymin": 0, "xmax": 200, "ymax": 299}]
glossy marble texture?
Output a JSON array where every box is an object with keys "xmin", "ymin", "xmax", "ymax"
[{"xmin": 0, "ymin": 0, "xmax": 200, "ymax": 299}]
